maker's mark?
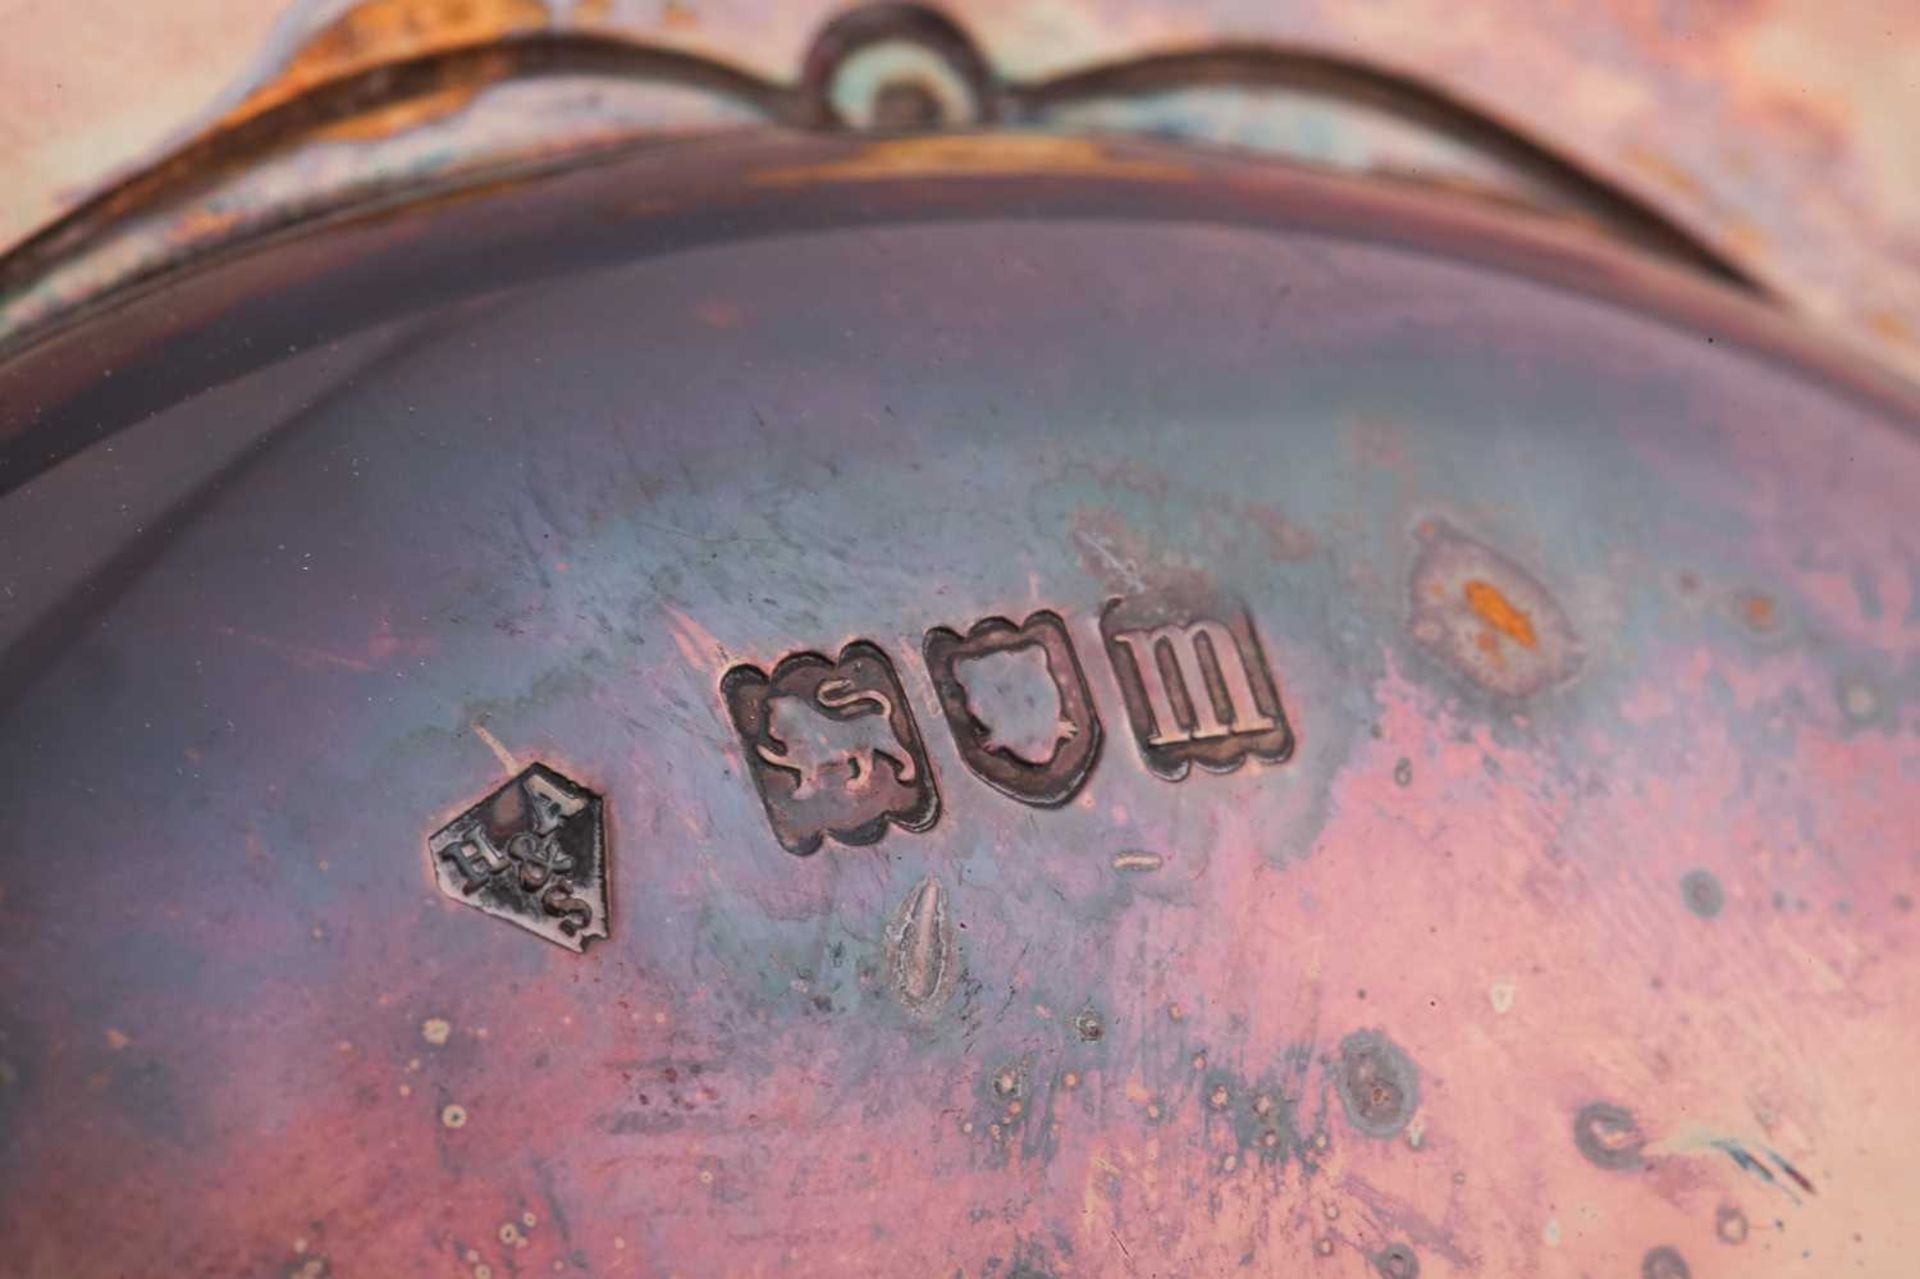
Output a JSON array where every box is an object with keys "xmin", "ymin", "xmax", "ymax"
[{"xmin": 428, "ymin": 763, "xmax": 609, "ymax": 952}]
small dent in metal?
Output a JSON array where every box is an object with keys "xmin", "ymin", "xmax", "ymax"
[{"xmin": 885, "ymin": 875, "xmax": 956, "ymax": 1018}]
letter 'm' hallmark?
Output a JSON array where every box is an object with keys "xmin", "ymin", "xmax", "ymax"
[{"xmin": 1100, "ymin": 588, "xmax": 1294, "ymax": 780}]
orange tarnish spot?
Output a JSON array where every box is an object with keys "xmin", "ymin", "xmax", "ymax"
[
  {"xmin": 1739, "ymin": 592, "xmax": 1777, "ymax": 631},
  {"xmin": 748, "ymin": 136, "xmax": 1191, "ymax": 187},
  {"xmin": 1867, "ymin": 310, "xmax": 1914, "ymax": 346},
  {"xmin": 1622, "ymin": 144, "xmax": 1707, "ymax": 201},
  {"xmin": 1725, "ymin": 220, "xmax": 1770, "ymax": 258},
  {"xmin": 1463, "ymin": 578, "xmax": 1538, "ymax": 649},
  {"xmin": 254, "ymin": 0, "xmax": 549, "ymax": 105},
  {"xmin": 693, "ymin": 299, "xmax": 745, "ymax": 330}
]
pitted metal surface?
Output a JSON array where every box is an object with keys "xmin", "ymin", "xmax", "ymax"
[{"xmin": 0, "ymin": 135, "xmax": 1913, "ymax": 1273}]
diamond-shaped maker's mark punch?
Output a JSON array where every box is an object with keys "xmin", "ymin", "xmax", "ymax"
[{"xmin": 428, "ymin": 764, "xmax": 608, "ymax": 952}]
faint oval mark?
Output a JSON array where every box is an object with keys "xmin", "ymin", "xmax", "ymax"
[
  {"xmin": 886, "ymin": 876, "xmax": 956, "ymax": 1017},
  {"xmin": 1374, "ymin": 1243, "xmax": 1420, "ymax": 1279},
  {"xmin": 1333, "ymin": 1029, "xmax": 1420, "ymax": 1139},
  {"xmin": 1642, "ymin": 1245, "xmax": 1690, "ymax": 1279},
  {"xmin": 1573, "ymin": 1100, "xmax": 1646, "ymax": 1170},
  {"xmin": 1680, "ymin": 869, "xmax": 1724, "ymax": 919}
]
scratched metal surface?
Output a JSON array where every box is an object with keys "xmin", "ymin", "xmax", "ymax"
[{"xmin": 0, "ymin": 138, "xmax": 1916, "ymax": 1276}]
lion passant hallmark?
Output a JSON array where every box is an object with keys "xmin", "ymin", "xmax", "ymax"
[{"xmin": 722, "ymin": 642, "xmax": 940, "ymax": 856}]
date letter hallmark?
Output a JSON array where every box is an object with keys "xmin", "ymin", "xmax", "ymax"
[
  {"xmin": 1100, "ymin": 588, "xmax": 1294, "ymax": 780},
  {"xmin": 723, "ymin": 642, "xmax": 939, "ymax": 856},
  {"xmin": 428, "ymin": 764, "xmax": 609, "ymax": 952}
]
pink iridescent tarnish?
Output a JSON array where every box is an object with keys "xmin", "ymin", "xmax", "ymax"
[
  {"xmin": 0, "ymin": 190, "xmax": 1912, "ymax": 1276},
  {"xmin": 7, "ymin": 618, "xmax": 1914, "ymax": 1273}
]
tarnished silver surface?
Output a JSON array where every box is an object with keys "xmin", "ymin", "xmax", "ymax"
[{"xmin": 0, "ymin": 133, "xmax": 1914, "ymax": 1275}]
